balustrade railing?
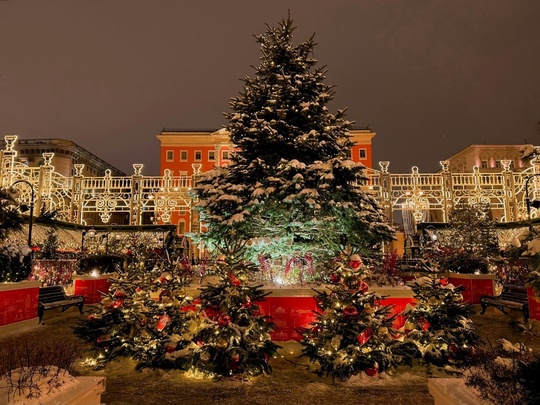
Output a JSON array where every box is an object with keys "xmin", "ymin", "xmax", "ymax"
[{"xmin": 1, "ymin": 135, "xmax": 538, "ymax": 228}]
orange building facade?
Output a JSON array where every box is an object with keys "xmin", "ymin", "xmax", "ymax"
[{"xmin": 156, "ymin": 127, "xmax": 376, "ymax": 234}]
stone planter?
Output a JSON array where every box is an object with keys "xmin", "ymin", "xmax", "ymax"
[
  {"xmin": 428, "ymin": 377, "xmax": 488, "ymax": 405},
  {"xmin": 526, "ymin": 286, "xmax": 540, "ymax": 322},
  {"xmin": 1, "ymin": 373, "xmax": 105, "ymax": 405},
  {"xmin": 73, "ymin": 274, "xmax": 113, "ymax": 304},
  {"xmin": 446, "ymin": 273, "xmax": 496, "ymax": 304},
  {"xmin": 0, "ymin": 281, "xmax": 41, "ymax": 334}
]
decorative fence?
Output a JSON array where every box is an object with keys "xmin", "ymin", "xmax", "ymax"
[{"xmin": 2, "ymin": 135, "xmax": 540, "ymax": 231}]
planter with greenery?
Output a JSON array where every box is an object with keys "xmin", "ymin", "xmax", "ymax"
[
  {"xmin": 526, "ymin": 270, "xmax": 540, "ymax": 322},
  {"xmin": 72, "ymin": 255, "xmax": 123, "ymax": 304}
]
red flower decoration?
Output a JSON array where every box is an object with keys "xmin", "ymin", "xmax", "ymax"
[
  {"xmin": 329, "ymin": 273, "xmax": 341, "ymax": 283},
  {"xmin": 343, "ymin": 305, "xmax": 358, "ymax": 317},
  {"xmin": 440, "ymin": 278, "xmax": 449, "ymax": 286}
]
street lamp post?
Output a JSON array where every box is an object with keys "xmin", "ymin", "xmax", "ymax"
[
  {"xmin": 525, "ymin": 174, "xmax": 540, "ymax": 232},
  {"xmin": 11, "ymin": 180, "xmax": 35, "ymax": 248}
]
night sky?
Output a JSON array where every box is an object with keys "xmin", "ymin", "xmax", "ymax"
[{"xmin": 1, "ymin": 0, "xmax": 539, "ymax": 176}]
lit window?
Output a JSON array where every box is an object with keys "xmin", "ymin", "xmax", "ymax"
[
  {"xmin": 166, "ymin": 150, "xmax": 174, "ymax": 162},
  {"xmin": 359, "ymin": 149, "xmax": 367, "ymax": 159},
  {"xmin": 208, "ymin": 151, "xmax": 215, "ymax": 161},
  {"xmin": 180, "ymin": 151, "xmax": 188, "ymax": 161},
  {"xmin": 195, "ymin": 150, "xmax": 202, "ymax": 161}
]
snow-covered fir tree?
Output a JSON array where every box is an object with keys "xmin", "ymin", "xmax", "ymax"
[
  {"xmin": 298, "ymin": 255, "xmax": 403, "ymax": 381},
  {"xmin": 399, "ymin": 276, "xmax": 481, "ymax": 367},
  {"xmin": 74, "ymin": 245, "xmax": 196, "ymax": 370},
  {"xmin": 187, "ymin": 236, "xmax": 280, "ymax": 377},
  {"xmin": 195, "ymin": 17, "xmax": 394, "ymax": 270}
]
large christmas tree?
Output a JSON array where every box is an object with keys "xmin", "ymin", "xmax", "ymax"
[{"xmin": 195, "ymin": 17, "xmax": 394, "ymax": 269}]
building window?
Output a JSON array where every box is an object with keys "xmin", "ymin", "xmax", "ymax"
[
  {"xmin": 166, "ymin": 150, "xmax": 174, "ymax": 162},
  {"xmin": 222, "ymin": 150, "xmax": 229, "ymax": 160},
  {"xmin": 359, "ymin": 148, "xmax": 367, "ymax": 159},
  {"xmin": 345, "ymin": 149, "xmax": 351, "ymax": 159},
  {"xmin": 195, "ymin": 150, "xmax": 202, "ymax": 161},
  {"xmin": 208, "ymin": 150, "xmax": 215, "ymax": 161},
  {"xmin": 180, "ymin": 150, "xmax": 188, "ymax": 161},
  {"xmin": 481, "ymin": 160, "xmax": 488, "ymax": 169},
  {"xmin": 495, "ymin": 161, "xmax": 502, "ymax": 169}
]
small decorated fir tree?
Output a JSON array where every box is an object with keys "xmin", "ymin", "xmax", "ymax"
[
  {"xmin": 298, "ymin": 255, "xmax": 402, "ymax": 381},
  {"xmin": 74, "ymin": 245, "xmax": 196, "ymax": 370},
  {"xmin": 41, "ymin": 228, "xmax": 59, "ymax": 259},
  {"xmin": 187, "ymin": 237, "xmax": 280, "ymax": 377},
  {"xmin": 400, "ymin": 275, "xmax": 481, "ymax": 366}
]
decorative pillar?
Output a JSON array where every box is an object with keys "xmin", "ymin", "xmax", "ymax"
[
  {"xmin": 378, "ymin": 161, "xmax": 393, "ymax": 225},
  {"xmin": 130, "ymin": 164, "xmax": 144, "ymax": 225},
  {"xmin": 500, "ymin": 159, "xmax": 518, "ymax": 222},
  {"xmin": 70, "ymin": 164, "xmax": 85, "ymax": 223},
  {"xmin": 36, "ymin": 152, "xmax": 55, "ymax": 215},
  {"xmin": 440, "ymin": 160, "xmax": 453, "ymax": 222},
  {"xmin": 1, "ymin": 135, "xmax": 18, "ymax": 188}
]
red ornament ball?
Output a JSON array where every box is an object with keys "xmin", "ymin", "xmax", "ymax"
[
  {"xmin": 343, "ymin": 305, "xmax": 358, "ymax": 317},
  {"xmin": 365, "ymin": 367, "xmax": 379, "ymax": 377},
  {"xmin": 218, "ymin": 314, "xmax": 231, "ymax": 327}
]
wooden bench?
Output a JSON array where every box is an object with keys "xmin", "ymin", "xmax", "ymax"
[
  {"xmin": 480, "ymin": 285, "xmax": 529, "ymax": 321},
  {"xmin": 38, "ymin": 285, "xmax": 85, "ymax": 324}
]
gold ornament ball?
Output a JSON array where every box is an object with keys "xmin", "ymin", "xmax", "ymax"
[{"xmin": 216, "ymin": 338, "xmax": 228, "ymax": 349}]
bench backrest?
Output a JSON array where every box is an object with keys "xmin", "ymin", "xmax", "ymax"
[
  {"xmin": 39, "ymin": 286, "xmax": 68, "ymax": 303},
  {"xmin": 500, "ymin": 285, "xmax": 528, "ymax": 302}
]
